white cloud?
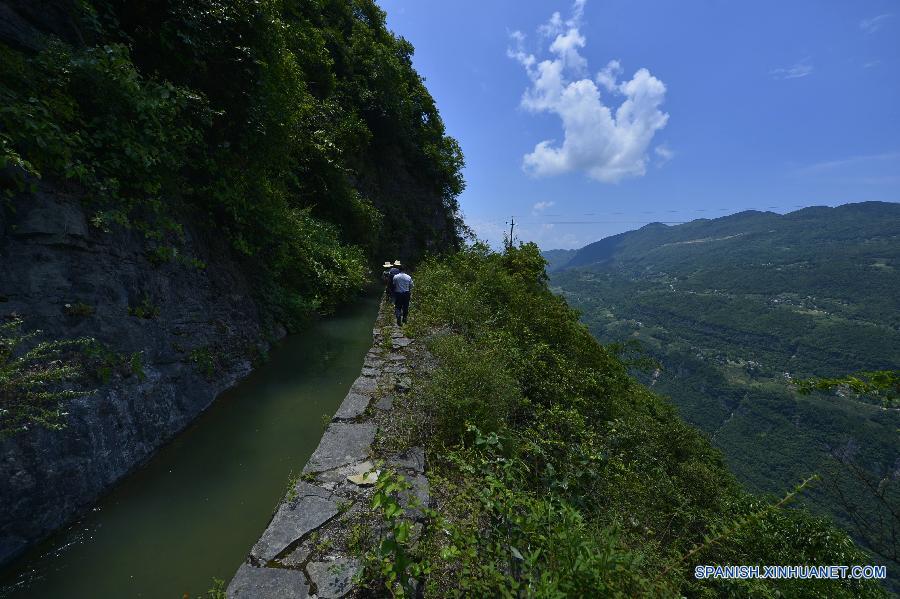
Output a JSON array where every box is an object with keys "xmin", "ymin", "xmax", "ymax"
[
  {"xmin": 532, "ymin": 200, "xmax": 556, "ymax": 215},
  {"xmin": 508, "ymin": 0, "xmax": 669, "ymax": 183},
  {"xmin": 595, "ymin": 59, "xmax": 622, "ymax": 92},
  {"xmin": 770, "ymin": 59, "xmax": 813, "ymax": 80},
  {"xmin": 795, "ymin": 152, "xmax": 900, "ymax": 175},
  {"xmin": 654, "ymin": 144, "xmax": 674, "ymax": 166},
  {"xmin": 860, "ymin": 14, "xmax": 892, "ymax": 34}
]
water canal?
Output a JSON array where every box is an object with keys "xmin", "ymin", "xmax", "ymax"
[{"xmin": 0, "ymin": 295, "xmax": 379, "ymax": 598}]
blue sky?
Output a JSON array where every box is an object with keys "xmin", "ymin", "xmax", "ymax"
[{"xmin": 377, "ymin": 0, "xmax": 900, "ymax": 249}]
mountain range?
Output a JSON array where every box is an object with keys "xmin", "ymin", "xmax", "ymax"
[{"xmin": 545, "ymin": 201, "xmax": 900, "ymax": 584}]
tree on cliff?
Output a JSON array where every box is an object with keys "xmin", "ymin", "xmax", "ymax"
[{"xmin": 0, "ymin": 0, "xmax": 465, "ymax": 329}]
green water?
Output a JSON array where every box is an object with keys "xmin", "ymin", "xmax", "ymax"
[{"xmin": 0, "ymin": 295, "xmax": 379, "ymax": 598}]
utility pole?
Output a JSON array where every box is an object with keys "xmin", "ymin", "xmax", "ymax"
[{"xmin": 506, "ymin": 216, "xmax": 516, "ymax": 249}]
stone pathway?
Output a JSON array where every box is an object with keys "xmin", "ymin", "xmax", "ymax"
[{"xmin": 227, "ymin": 299, "xmax": 427, "ymax": 599}]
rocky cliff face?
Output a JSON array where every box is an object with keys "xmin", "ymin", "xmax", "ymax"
[{"xmin": 0, "ymin": 185, "xmax": 269, "ymax": 566}]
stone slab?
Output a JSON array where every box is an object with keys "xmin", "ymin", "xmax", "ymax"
[
  {"xmin": 394, "ymin": 377, "xmax": 412, "ymax": 393},
  {"xmin": 278, "ymin": 546, "xmax": 311, "ymax": 568},
  {"xmin": 304, "ymin": 422, "xmax": 376, "ymax": 473},
  {"xmin": 392, "ymin": 337, "xmax": 411, "ymax": 349},
  {"xmin": 399, "ymin": 473, "xmax": 430, "ymax": 521},
  {"xmin": 227, "ymin": 563, "xmax": 309, "ymax": 599},
  {"xmin": 332, "ymin": 392, "xmax": 370, "ymax": 420},
  {"xmin": 362, "ymin": 357, "xmax": 383, "ymax": 370},
  {"xmin": 383, "ymin": 364, "xmax": 408, "ymax": 375},
  {"xmin": 251, "ymin": 484, "xmax": 337, "ymax": 562},
  {"xmin": 317, "ymin": 459, "xmax": 374, "ymax": 484},
  {"xmin": 350, "ymin": 375, "xmax": 377, "ymax": 394},
  {"xmin": 307, "ymin": 558, "xmax": 361, "ymax": 599},
  {"xmin": 375, "ymin": 395, "xmax": 393, "ymax": 411},
  {"xmin": 389, "ymin": 447, "xmax": 425, "ymax": 474}
]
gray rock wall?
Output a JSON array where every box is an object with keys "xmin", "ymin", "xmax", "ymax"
[{"xmin": 0, "ymin": 185, "xmax": 268, "ymax": 566}]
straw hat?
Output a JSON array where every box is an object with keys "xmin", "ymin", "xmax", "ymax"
[
  {"xmin": 393, "ymin": 260, "xmax": 402, "ymax": 266},
  {"xmin": 382, "ymin": 261, "xmax": 392, "ymax": 268}
]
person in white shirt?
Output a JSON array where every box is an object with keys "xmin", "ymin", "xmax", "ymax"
[{"xmin": 391, "ymin": 265, "xmax": 413, "ymax": 326}]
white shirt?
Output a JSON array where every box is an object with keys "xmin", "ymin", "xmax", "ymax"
[{"xmin": 393, "ymin": 272, "xmax": 413, "ymax": 293}]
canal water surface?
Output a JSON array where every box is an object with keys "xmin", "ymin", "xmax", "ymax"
[{"xmin": 0, "ymin": 295, "xmax": 379, "ymax": 598}]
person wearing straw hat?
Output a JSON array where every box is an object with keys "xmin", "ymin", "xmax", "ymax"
[
  {"xmin": 391, "ymin": 264, "xmax": 413, "ymax": 326},
  {"xmin": 381, "ymin": 261, "xmax": 394, "ymax": 299},
  {"xmin": 388, "ymin": 260, "xmax": 401, "ymax": 288}
]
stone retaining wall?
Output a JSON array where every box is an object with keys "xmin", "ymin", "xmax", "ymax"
[{"xmin": 227, "ymin": 299, "xmax": 428, "ymax": 598}]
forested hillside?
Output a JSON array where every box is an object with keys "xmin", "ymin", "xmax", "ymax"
[
  {"xmin": 546, "ymin": 202, "xmax": 900, "ymax": 588},
  {"xmin": 364, "ymin": 242, "xmax": 885, "ymax": 597}
]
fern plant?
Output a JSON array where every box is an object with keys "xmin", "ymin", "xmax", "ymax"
[{"xmin": 0, "ymin": 317, "xmax": 95, "ymax": 437}]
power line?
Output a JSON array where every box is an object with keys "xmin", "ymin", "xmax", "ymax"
[
  {"xmin": 515, "ymin": 220, "xmax": 689, "ymax": 225},
  {"xmin": 511, "ymin": 204, "xmax": 811, "ymax": 222},
  {"xmin": 499, "ymin": 203, "xmax": 814, "ymax": 226}
]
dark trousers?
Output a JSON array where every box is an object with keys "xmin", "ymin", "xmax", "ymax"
[{"xmin": 394, "ymin": 291, "xmax": 410, "ymax": 325}]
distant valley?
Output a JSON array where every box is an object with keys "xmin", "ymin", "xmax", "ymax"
[{"xmin": 545, "ymin": 201, "xmax": 900, "ymax": 581}]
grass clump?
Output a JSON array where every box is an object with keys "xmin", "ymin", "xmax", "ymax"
[
  {"xmin": 127, "ymin": 295, "xmax": 160, "ymax": 319},
  {"xmin": 188, "ymin": 347, "xmax": 216, "ymax": 379}
]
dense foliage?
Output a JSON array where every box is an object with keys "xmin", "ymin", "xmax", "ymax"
[
  {"xmin": 378, "ymin": 244, "xmax": 883, "ymax": 597},
  {"xmin": 546, "ymin": 203, "xmax": 900, "ymax": 590},
  {"xmin": 0, "ymin": 0, "xmax": 464, "ymax": 328}
]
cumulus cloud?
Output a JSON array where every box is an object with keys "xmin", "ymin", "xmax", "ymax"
[
  {"xmin": 508, "ymin": 0, "xmax": 669, "ymax": 183},
  {"xmin": 860, "ymin": 14, "xmax": 892, "ymax": 34},
  {"xmin": 770, "ymin": 59, "xmax": 813, "ymax": 80},
  {"xmin": 533, "ymin": 200, "xmax": 556, "ymax": 212}
]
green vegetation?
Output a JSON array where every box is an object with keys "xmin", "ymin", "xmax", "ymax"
[
  {"xmin": 0, "ymin": 318, "xmax": 95, "ymax": 437},
  {"xmin": 86, "ymin": 344, "xmax": 145, "ymax": 384},
  {"xmin": 796, "ymin": 370, "xmax": 899, "ymax": 409},
  {"xmin": 188, "ymin": 347, "xmax": 217, "ymax": 379},
  {"xmin": 365, "ymin": 468, "xmax": 430, "ymax": 595},
  {"xmin": 364, "ymin": 243, "xmax": 882, "ymax": 597},
  {"xmin": 0, "ymin": 0, "xmax": 463, "ymax": 330},
  {"xmin": 546, "ymin": 203, "xmax": 900, "ymax": 591},
  {"xmin": 205, "ymin": 578, "xmax": 226, "ymax": 599},
  {"xmin": 127, "ymin": 295, "xmax": 160, "ymax": 319}
]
